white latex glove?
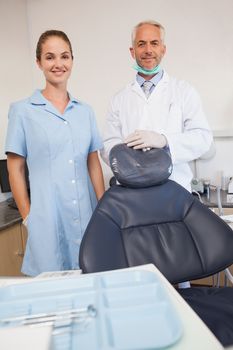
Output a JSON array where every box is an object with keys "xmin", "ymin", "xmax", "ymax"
[{"xmin": 125, "ymin": 130, "xmax": 167, "ymax": 149}]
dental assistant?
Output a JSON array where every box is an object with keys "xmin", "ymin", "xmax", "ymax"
[
  {"xmin": 5, "ymin": 30, "xmax": 105, "ymax": 276},
  {"xmin": 101, "ymin": 20, "xmax": 213, "ymax": 192}
]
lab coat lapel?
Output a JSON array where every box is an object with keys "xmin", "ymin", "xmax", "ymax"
[
  {"xmin": 149, "ymin": 71, "xmax": 170, "ymax": 99},
  {"xmin": 132, "ymin": 72, "xmax": 171, "ymax": 131},
  {"xmin": 131, "ymin": 80, "xmax": 146, "ymax": 99},
  {"xmin": 131, "ymin": 71, "xmax": 170, "ymax": 100}
]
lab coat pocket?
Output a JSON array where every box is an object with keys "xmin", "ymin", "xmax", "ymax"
[{"xmin": 165, "ymin": 103, "xmax": 183, "ymax": 133}]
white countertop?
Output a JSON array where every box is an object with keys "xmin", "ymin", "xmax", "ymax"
[{"xmin": 0, "ymin": 264, "xmax": 225, "ymax": 350}]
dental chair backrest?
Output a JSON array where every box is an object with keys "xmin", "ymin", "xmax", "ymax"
[{"xmin": 79, "ymin": 144, "xmax": 233, "ymax": 284}]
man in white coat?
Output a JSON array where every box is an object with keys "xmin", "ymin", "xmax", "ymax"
[{"xmin": 101, "ymin": 20, "xmax": 213, "ymax": 192}]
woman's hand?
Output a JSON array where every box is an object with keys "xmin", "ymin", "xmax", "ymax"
[
  {"xmin": 7, "ymin": 153, "xmax": 30, "ymax": 220},
  {"xmin": 87, "ymin": 151, "xmax": 105, "ymax": 200}
]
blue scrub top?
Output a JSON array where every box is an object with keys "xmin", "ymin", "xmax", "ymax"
[{"xmin": 5, "ymin": 90, "xmax": 103, "ymax": 276}]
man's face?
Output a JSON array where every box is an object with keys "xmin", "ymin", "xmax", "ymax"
[{"xmin": 130, "ymin": 24, "xmax": 166, "ymax": 70}]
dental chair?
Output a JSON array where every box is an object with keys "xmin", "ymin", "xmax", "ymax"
[{"xmin": 79, "ymin": 144, "xmax": 233, "ymax": 347}]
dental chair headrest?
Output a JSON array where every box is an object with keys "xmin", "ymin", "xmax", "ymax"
[{"xmin": 109, "ymin": 144, "xmax": 173, "ymax": 188}]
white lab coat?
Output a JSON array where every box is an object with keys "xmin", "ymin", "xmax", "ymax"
[{"xmin": 101, "ymin": 71, "xmax": 213, "ymax": 191}]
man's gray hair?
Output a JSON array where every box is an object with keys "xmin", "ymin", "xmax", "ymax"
[{"xmin": 131, "ymin": 20, "xmax": 165, "ymax": 45}]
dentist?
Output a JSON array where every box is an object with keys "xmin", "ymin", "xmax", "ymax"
[
  {"xmin": 101, "ymin": 20, "xmax": 213, "ymax": 192},
  {"xmin": 101, "ymin": 20, "xmax": 213, "ymax": 288}
]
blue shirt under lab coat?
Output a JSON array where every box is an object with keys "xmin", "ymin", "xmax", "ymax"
[{"xmin": 5, "ymin": 90, "xmax": 103, "ymax": 276}]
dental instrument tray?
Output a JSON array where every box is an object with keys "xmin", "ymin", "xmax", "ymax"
[{"xmin": 0, "ymin": 269, "xmax": 183, "ymax": 349}]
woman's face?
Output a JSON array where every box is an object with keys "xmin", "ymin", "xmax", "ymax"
[{"xmin": 37, "ymin": 36, "xmax": 73, "ymax": 86}]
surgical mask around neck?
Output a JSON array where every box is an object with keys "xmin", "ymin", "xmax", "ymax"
[{"xmin": 133, "ymin": 63, "xmax": 161, "ymax": 75}]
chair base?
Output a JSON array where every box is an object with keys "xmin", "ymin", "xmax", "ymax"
[{"xmin": 178, "ymin": 286, "xmax": 233, "ymax": 347}]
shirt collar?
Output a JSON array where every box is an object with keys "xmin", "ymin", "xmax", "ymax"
[
  {"xmin": 29, "ymin": 89, "xmax": 79, "ymax": 105},
  {"xmin": 68, "ymin": 92, "xmax": 79, "ymax": 104},
  {"xmin": 136, "ymin": 69, "xmax": 164, "ymax": 87}
]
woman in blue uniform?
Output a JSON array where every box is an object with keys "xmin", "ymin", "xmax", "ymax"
[{"xmin": 5, "ymin": 30, "xmax": 105, "ymax": 276}]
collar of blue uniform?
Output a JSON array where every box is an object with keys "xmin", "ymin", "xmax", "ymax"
[{"xmin": 30, "ymin": 89, "xmax": 79, "ymax": 105}]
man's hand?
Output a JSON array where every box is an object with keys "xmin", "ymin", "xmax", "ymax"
[{"xmin": 125, "ymin": 130, "xmax": 167, "ymax": 149}]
